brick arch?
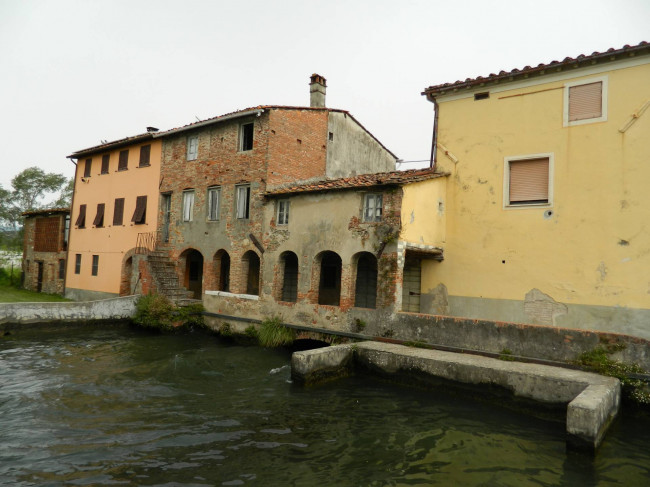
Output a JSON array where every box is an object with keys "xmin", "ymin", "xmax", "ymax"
[
  {"xmin": 119, "ymin": 248, "xmax": 138, "ymax": 296},
  {"xmin": 241, "ymin": 250, "xmax": 261, "ymax": 295},
  {"xmin": 212, "ymin": 249, "xmax": 231, "ymax": 292},
  {"xmin": 311, "ymin": 250, "xmax": 342, "ymax": 306},
  {"xmin": 275, "ymin": 250, "xmax": 299, "ymax": 303},
  {"xmin": 178, "ymin": 247, "xmax": 204, "ymax": 299}
]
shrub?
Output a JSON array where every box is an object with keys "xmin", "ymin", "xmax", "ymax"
[
  {"xmin": 133, "ymin": 294, "xmax": 205, "ymax": 332},
  {"xmin": 258, "ymin": 316, "xmax": 295, "ymax": 347}
]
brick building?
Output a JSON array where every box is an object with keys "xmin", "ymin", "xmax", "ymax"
[
  {"xmin": 148, "ymin": 74, "xmax": 397, "ymax": 302},
  {"xmin": 22, "ymin": 208, "xmax": 70, "ymax": 295}
]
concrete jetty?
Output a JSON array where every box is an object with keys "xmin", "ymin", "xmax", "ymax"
[{"xmin": 291, "ymin": 341, "xmax": 620, "ymax": 451}]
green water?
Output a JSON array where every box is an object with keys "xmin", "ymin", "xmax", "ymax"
[{"xmin": 1, "ymin": 326, "xmax": 649, "ymax": 486}]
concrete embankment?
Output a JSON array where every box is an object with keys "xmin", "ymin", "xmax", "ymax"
[
  {"xmin": 0, "ymin": 296, "xmax": 138, "ymax": 330},
  {"xmin": 292, "ymin": 341, "xmax": 620, "ymax": 451}
]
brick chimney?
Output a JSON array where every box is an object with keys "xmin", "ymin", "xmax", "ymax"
[{"xmin": 309, "ymin": 74, "xmax": 327, "ymax": 108}]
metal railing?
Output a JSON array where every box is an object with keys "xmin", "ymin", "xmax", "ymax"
[{"xmin": 135, "ymin": 231, "xmax": 161, "ymax": 255}]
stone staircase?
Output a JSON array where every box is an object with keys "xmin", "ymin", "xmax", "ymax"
[{"xmin": 147, "ymin": 250, "xmax": 194, "ymax": 304}]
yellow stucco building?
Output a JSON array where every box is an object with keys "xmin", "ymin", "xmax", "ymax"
[
  {"xmin": 65, "ymin": 130, "xmax": 162, "ymax": 300},
  {"xmin": 415, "ymin": 42, "xmax": 650, "ymax": 338}
]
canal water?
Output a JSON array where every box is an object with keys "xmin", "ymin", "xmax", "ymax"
[{"xmin": 1, "ymin": 326, "xmax": 649, "ymax": 486}]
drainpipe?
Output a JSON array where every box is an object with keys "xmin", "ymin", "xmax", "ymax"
[{"xmin": 429, "ymin": 96, "xmax": 439, "ymax": 170}]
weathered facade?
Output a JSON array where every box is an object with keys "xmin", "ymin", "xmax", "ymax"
[
  {"xmin": 421, "ymin": 41, "xmax": 650, "ymax": 338},
  {"xmin": 65, "ymin": 130, "xmax": 162, "ymax": 300},
  {"xmin": 21, "ymin": 208, "xmax": 70, "ymax": 295},
  {"xmin": 150, "ymin": 75, "xmax": 397, "ymax": 305}
]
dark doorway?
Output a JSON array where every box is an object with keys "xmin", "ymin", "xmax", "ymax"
[
  {"xmin": 214, "ymin": 250, "xmax": 230, "ymax": 292},
  {"xmin": 402, "ymin": 257, "xmax": 422, "ymax": 312},
  {"xmin": 318, "ymin": 251, "xmax": 342, "ymax": 306},
  {"xmin": 354, "ymin": 253, "xmax": 377, "ymax": 309},
  {"xmin": 243, "ymin": 251, "xmax": 260, "ymax": 295},
  {"xmin": 280, "ymin": 252, "xmax": 298, "ymax": 302},
  {"xmin": 36, "ymin": 261, "xmax": 44, "ymax": 292},
  {"xmin": 185, "ymin": 250, "xmax": 204, "ymax": 299}
]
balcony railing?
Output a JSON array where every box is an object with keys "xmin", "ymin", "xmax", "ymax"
[{"xmin": 135, "ymin": 231, "xmax": 161, "ymax": 255}]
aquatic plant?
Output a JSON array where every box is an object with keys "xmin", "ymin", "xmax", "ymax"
[
  {"xmin": 258, "ymin": 316, "xmax": 295, "ymax": 347},
  {"xmin": 133, "ymin": 294, "xmax": 205, "ymax": 331}
]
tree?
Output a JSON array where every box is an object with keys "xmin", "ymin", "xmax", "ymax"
[{"xmin": 0, "ymin": 167, "xmax": 71, "ymax": 230}]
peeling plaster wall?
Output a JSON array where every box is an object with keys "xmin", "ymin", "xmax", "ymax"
[
  {"xmin": 400, "ymin": 178, "xmax": 446, "ymax": 247},
  {"xmin": 425, "ymin": 58, "xmax": 650, "ymax": 337},
  {"xmin": 326, "ymin": 112, "xmax": 396, "ymax": 178}
]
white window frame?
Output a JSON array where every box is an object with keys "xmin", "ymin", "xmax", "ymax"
[
  {"xmin": 207, "ymin": 186, "xmax": 221, "ymax": 221},
  {"xmin": 363, "ymin": 193, "xmax": 383, "ymax": 222},
  {"xmin": 239, "ymin": 122, "xmax": 254, "ymax": 152},
  {"xmin": 503, "ymin": 153, "xmax": 554, "ymax": 209},
  {"xmin": 182, "ymin": 190, "xmax": 195, "ymax": 222},
  {"xmin": 563, "ymin": 75, "xmax": 608, "ymax": 127},
  {"xmin": 236, "ymin": 185, "xmax": 251, "ymax": 219},
  {"xmin": 187, "ymin": 135, "xmax": 199, "ymax": 161},
  {"xmin": 277, "ymin": 199, "xmax": 290, "ymax": 225}
]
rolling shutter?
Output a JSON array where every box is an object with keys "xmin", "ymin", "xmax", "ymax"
[
  {"xmin": 569, "ymin": 82, "xmax": 602, "ymax": 121},
  {"xmin": 509, "ymin": 158, "xmax": 549, "ymax": 204}
]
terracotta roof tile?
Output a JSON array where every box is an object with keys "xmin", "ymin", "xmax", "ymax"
[
  {"xmin": 22, "ymin": 208, "xmax": 70, "ymax": 217},
  {"xmin": 423, "ymin": 41, "xmax": 649, "ymax": 97},
  {"xmin": 264, "ymin": 168, "xmax": 446, "ymax": 196}
]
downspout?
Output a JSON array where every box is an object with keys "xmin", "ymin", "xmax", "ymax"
[{"xmin": 429, "ymin": 96, "xmax": 439, "ymax": 170}]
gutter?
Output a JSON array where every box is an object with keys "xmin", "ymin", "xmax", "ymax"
[{"xmin": 154, "ymin": 109, "xmax": 265, "ymax": 138}]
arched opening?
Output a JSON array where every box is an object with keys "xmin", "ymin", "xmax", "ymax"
[
  {"xmin": 119, "ymin": 256, "xmax": 133, "ymax": 296},
  {"xmin": 182, "ymin": 249, "xmax": 204, "ymax": 299},
  {"xmin": 318, "ymin": 251, "xmax": 342, "ymax": 306},
  {"xmin": 354, "ymin": 252, "xmax": 378, "ymax": 309},
  {"xmin": 279, "ymin": 251, "xmax": 299, "ymax": 303},
  {"xmin": 213, "ymin": 249, "xmax": 230, "ymax": 292},
  {"xmin": 242, "ymin": 250, "xmax": 260, "ymax": 295}
]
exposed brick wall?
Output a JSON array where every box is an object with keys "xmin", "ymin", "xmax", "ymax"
[{"xmin": 22, "ymin": 213, "xmax": 68, "ymax": 295}]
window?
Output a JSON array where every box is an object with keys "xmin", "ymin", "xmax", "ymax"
[
  {"xmin": 239, "ymin": 122, "xmax": 254, "ymax": 151},
  {"xmin": 187, "ymin": 135, "xmax": 198, "ymax": 161},
  {"xmin": 474, "ymin": 92, "xmax": 489, "ymax": 101},
  {"xmin": 93, "ymin": 203, "xmax": 105, "ymax": 227},
  {"xmin": 58, "ymin": 259, "xmax": 65, "ymax": 279},
  {"xmin": 236, "ymin": 185, "xmax": 250, "ymax": 219},
  {"xmin": 363, "ymin": 194, "xmax": 383, "ymax": 222},
  {"xmin": 113, "ymin": 198, "xmax": 125, "ymax": 226},
  {"xmin": 101, "ymin": 154, "xmax": 110, "ymax": 174},
  {"xmin": 132, "ymin": 196, "xmax": 147, "ymax": 224},
  {"xmin": 83, "ymin": 158, "xmax": 92, "ymax": 177},
  {"xmin": 92, "ymin": 255, "xmax": 99, "ymax": 276},
  {"xmin": 75, "ymin": 204, "xmax": 86, "ymax": 228},
  {"xmin": 564, "ymin": 76, "xmax": 608, "ymax": 126},
  {"xmin": 139, "ymin": 144, "xmax": 151, "ymax": 167},
  {"xmin": 504, "ymin": 154, "xmax": 553, "ymax": 207},
  {"xmin": 118, "ymin": 150, "xmax": 129, "ymax": 170},
  {"xmin": 277, "ymin": 200, "xmax": 290, "ymax": 225},
  {"xmin": 75, "ymin": 254, "xmax": 81, "ymax": 274},
  {"xmin": 207, "ymin": 187, "xmax": 221, "ymax": 221},
  {"xmin": 63, "ymin": 214, "xmax": 70, "ymax": 249},
  {"xmin": 183, "ymin": 190, "xmax": 195, "ymax": 222},
  {"xmin": 280, "ymin": 252, "xmax": 298, "ymax": 303}
]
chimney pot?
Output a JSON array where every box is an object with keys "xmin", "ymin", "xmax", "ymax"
[
  {"xmin": 309, "ymin": 73, "xmax": 327, "ymax": 108},
  {"xmin": 146, "ymin": 126, "xmax": 159, "ymax": 133}
]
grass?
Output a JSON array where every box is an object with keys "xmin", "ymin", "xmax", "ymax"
[
  {"xmin": 258, "ymin": 316, "xmax": 295, "ymax": 347},
  {"xmin": 0, "ymin": 284, "xmax": 70, "ymax": 303}
]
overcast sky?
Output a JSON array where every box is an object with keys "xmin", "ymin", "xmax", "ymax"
[{"xmin": 1, "ymin": 0, "xmax": 648, "ymax": 195}]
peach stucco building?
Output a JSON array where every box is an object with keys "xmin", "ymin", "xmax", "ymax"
[{"xmin": 65, "ymin": 130, "xmax": 162, "ymax": 300}]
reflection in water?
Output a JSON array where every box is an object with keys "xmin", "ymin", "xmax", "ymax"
[{"xmin": 1, "ymin": 326, "xmax": 649, "ymax": 486}]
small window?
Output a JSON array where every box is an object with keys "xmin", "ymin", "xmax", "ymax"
[
  {"xmin": 75, "ymin": 204, "xmax": 86, "ymax": 228},
  {"xmin": 63, "ymin": 214, "xmax": 70, "ymax": 248},
  {"xmin": 132, "ymin": 196, "xmax": 147, "ymax": 224},
  {"xmin": 101, "ymin": 154, "xmax": 110, "ymax": 174},
  {"xmin": 93, "ymin": 203, "xmax": 105, "ymax": 227},
  {"xmin": 207, "ymin": 187, "xmax": 221, "ymax": 221},
  {"xmin": 113, "ymin": 198, "xmax": 125, "ymax": 226},
  {"xmin": 474, "ymin": 92, "xmax": 489, "ymax": 101},
  {"xmin": 118, "ymin": 150, "xmax": 129, "ymax": 171},
  {"xmin": 58, "ymin": 259, "xmax": 65, "ymax": 279},
  {"xmin": 277, "ymin": 200, "xmax": 290, "ymax": 225},
  {"xmin": 564, "ymin": 76, "xmax": 607, "ymax": 126},
  {"xmin": 83, "ymin": 159, "xmax": 92, "ymax": 177},
  {"xmin": 183, "ymin": 190, "xmax": 195, "ymax": 222},
  {"xmin": 239, "ymin": 123, "xmax": 254, "ymax": 151},
  {"xmin": 236, "ymin": 185, "xmax": 251, "ymax": 219},
  {"xmin": 139, "ymin": 144, "xmax": 151, "ymax": 167},
  {"xmin": 363, "ymin": 194, "xmax": 382, "ymax": 222},
  {"xmin": 187, "ymin": 135, "xmax": 198, "ymax": 161},
  {"xmin": 91, "ymin": 255, "xmax": 99, "ymax": 276},
  {"xmin": 504, "ymin": 155, "xmax": 553, "ymax": 207},
  {"xmin": 75, "ymin": 254, "xmax": 81, "ymax": 274}
]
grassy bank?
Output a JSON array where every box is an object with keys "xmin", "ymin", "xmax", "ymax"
[{"xmin": 0, "ymin": 267, "xmax": 69, "ymax": 303}]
